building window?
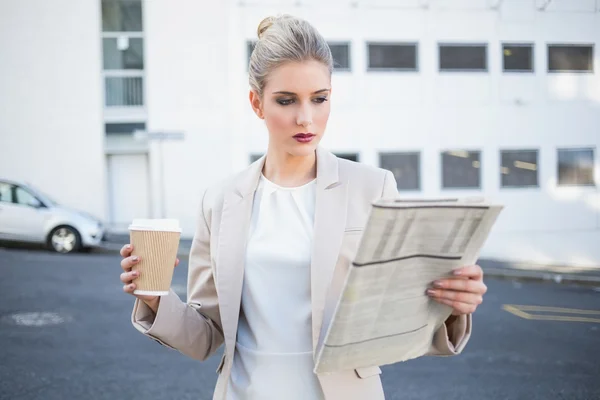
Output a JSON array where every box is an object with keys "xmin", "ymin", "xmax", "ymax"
[
  {"xmin": 335, "ymin": 153, "xmax": 359, "ymax": 162},
  {"xmin": 380, "ymin": 152, "xmax": 420, "ymax": 191},
  {"xmin": 102, "ymin": 0, "xmax": 144, "ymax": 108},
  {"xmin": 503, "ymin": 44, "xmax": 534, "ymax": 73},
  {"xmin": 548, "ymin": 45, "xmax": 594, "ymax": 72},
  {"xmin": 247, "ymin": 40, "xmax": 256, "ymax": 68},
  {"xmin": 329, "ymin": 42, "xmax": 351, "ymax": 71},
  {"xmin": 104, "ymin": 76, "xmax": 144, "ymax": 106},
  {"xmin": 250, "ymin": 154, "xmax": 263, "ymax": 163},
  {"xmin": 367, "ymin": 43, "xmax": 418, "ymax": 71},
  {"xmin": 102, "ymin": 38, "xmax": 144, "ymax": 70},
  {"xmin": 102, "ymin": 0, "xmax": 143, "ymax": 32},
  {"xmin": 557, "ymin": 148, "xmax": 595, "ymax": 186},
  {"xmin": 441, "ymin": 150, "xmax": 481, "ymax": 189},
  {"xmin": 105, "ymin": 122, "xmax": 146, "ymax": 135},
  {"xmin": 500, "ymin": 150, "xmax": 539, "ymax": 188},
  {"xmin": 439, "ymin": 44, "xmax": 487, "ymax": 72}
]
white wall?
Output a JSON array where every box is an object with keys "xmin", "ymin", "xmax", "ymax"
[
  {"xmin": 0, "ymin": 0, "xmax": 106, "ymax": 220},
  {"xmin": 143, "ymin": 0, "xmax": 237, "ymax": 236}
]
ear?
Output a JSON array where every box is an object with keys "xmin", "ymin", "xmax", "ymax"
[{"xmin": 249, "ymin": 90, "xmax": 264, "ymax": 120}]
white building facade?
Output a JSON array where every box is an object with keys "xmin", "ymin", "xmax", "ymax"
[{"xmin": 1, "ymin": 0, "xmax": 599, "ymax": 267}]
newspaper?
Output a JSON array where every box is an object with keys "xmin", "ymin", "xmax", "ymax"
[{"xmin": 313, "ymin": 197, "xmax": 503, "ymax": 374}]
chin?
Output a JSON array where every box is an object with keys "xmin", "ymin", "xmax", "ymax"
[{"xmin": 288, "ymin": 142, "xmax": 319, "ymax": 158}]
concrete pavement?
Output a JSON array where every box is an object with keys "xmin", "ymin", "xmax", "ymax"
[{"xmin": 97, "ymin": 233, "xmax": 600, "ymax": 286}]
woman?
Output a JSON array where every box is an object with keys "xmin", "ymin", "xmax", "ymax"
[{"xmin": 119, "ymin": 14, "xmax": 487, "ymax": 400}]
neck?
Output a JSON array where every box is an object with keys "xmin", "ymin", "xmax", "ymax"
[{"xmin": 262, "ymin": 147, "xmax": 317, "ymax": 188}]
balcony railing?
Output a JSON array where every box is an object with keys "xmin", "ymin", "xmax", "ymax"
[{"xmin": 104, "ymin": 71, "xmax": 144, "ymax": 107}]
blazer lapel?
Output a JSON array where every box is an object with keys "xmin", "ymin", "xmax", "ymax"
[
  {"xmin": 216, "ymin": 156, "xmax": 265, "ymax": 356},
  {"xmin": 311, "ymin": 147, "xmax": 348, "ymax": 353}
]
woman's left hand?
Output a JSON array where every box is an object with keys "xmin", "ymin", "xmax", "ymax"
[{"xmin": 426, "ymin": 264, "xmax": 487, "ymax": 316}]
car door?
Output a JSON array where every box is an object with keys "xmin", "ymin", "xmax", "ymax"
[
  {"xmin": 0, "ymin": 182, "xmax": 18, "ymax": 239},
  {"xmin": 0, "ymin": 183, "xmax": 48, "ymax": 242}
]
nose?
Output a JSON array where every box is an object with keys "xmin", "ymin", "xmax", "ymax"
[{"xmin": 296, "ymin": 104, "xmax": 313, "ymax": 128}]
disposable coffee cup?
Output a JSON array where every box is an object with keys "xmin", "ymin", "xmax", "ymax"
[{"xmin": 128, "ymin": 219, "xmax": 181, "ymax": 296}]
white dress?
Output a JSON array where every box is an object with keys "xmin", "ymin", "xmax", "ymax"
[{"xmin": 226, "ymin": 174, "xmax": 325, "ymax": 400}]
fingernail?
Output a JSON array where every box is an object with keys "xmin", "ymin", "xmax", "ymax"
[
  {"xmin": 132, "ymin": 256, "xmax": 139, "ymax": 262},
  {"xmin": 433, "ymin": 281, "xmax": 443, "ymax": 288},
  {"xmin": 129, "ymin": 284, "xmax": 135, "ymax": 289},
  {"xmin": 126, "ymin": 244, "xmax": 131, "ymax": 249},
  {"xmin": 453, "ymin": 269, "xmax": 462, "ymax": 276},
  {"xmin": 426, "ymin": 289, "xmax": 436, "ymax": 296},
  {"xmin": 132, "ymin": 271, "xmax": 139, "ymax": 277}
]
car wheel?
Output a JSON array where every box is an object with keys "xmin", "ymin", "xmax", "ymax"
[{"xmin": 48, "ymin": 226, "xmax": 82, "ymax": 254}]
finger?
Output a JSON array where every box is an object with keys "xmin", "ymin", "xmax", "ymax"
[
  {"xmin": 120, "ymin": 244, "xmax": 133, "ymax": 258},
  {"xmin": 175, "ymin": 258, "xmax": 180, "ymax": 267},
  {"xmin": 120, "ymin": 270, "xmax": 140, "ymax": 284},
  {"xmin": 427, "ymin": 289, "xmax": 483, "ymax": 305},
  {"xmin": 123, "ymin": 283, "xmax": 136, "ymax": 294},
  {"xmin": 432, "ymin": 278, "xmax": 487, "ymax": 294},
  {"xmin": 120, "ymin": 255, "xmax": 140, "ymax": 272},
  {"xmin": 452, "ymin": 264, "xmax": 483, "ymax": 279},
  {"xmin": 433, "ymin": 297, "xmax": 477, "ymax": 315}
]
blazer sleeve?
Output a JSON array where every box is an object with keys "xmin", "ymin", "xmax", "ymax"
[
  {"xmin": 380, "ymin": 170, "xmax": 472, "ymax": 356},
  {"xmin": 130, "ymin": 188, "xmax": 224, "ymax": 361}
]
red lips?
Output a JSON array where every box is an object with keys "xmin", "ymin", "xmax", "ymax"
[
  {"xmin": 293, "ymin": 133, "xmax": 315, "ymax": 143},
  {"xmin": 293, "ymin": 133, "xmax": 315, "ymax": 138}
]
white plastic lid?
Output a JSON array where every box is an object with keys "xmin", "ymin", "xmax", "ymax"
[{"xmin": 128, "ymin": 218, "xmax": 181, "ymax": 232}]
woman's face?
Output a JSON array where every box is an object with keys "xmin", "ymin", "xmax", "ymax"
[{"xmin": 250, "ymin": 60, "xmax": 331, "ymax": 158}]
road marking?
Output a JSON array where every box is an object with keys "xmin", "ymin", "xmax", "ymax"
[
  {"xmin": 502, "ymin": 304, "xmax": 600, "ymax": 323},
  {"xmin": 511, "ymin": 305, "xmax": 600, "ymax": 315},
  {"xmin": 1, "ymin": 312, "xmax": 72, "ymax": 327}
]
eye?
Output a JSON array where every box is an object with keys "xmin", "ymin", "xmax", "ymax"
[{"xmin": 276, "ymin": 97, "xmax": 329, "ymax": 106}]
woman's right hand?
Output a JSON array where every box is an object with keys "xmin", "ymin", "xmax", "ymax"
[{"xmin": 119, "ymin": 244, "xmax": 180, "ymax": 314}]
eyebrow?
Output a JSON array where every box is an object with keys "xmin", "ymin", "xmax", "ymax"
[{"xmin": 272, "ymin": 89, "xmax": 330, "ymax": 95}]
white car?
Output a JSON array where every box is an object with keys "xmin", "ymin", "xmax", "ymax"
[{"xmin": 0, "ymin": 179, "xmax": 105, "ymax": 253}]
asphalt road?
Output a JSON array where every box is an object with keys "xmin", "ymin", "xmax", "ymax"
[{"xmin": 0, "ymin": 248, "xmax": 599, "ymax": 400}]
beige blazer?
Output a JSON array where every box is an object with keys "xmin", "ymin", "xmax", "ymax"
[{"xmin": 131, "ymin": 147, "xmax": 472, "ymax": 400}]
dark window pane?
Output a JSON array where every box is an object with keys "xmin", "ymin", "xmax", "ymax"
[
  {"xmin": 503, "ymin": 44, "xmax": 533, "ymax": 72},
  {"xmin": 380, "ymin": 152, "xmax": 420, "ymax": 191},
  {"xmin": 558, "ymin": 149, "xmax": 595, "ymax": 186},
  {"xmin": 14, "ymin": 187, "xmax": 38, "ymax": 207},
  {"xmin": 247, "ymin": 41, "xmax": 256, "ymax": 65},
  {"xmin": 501, "ymin": 150, "xmax": 539, "ymax": 187},
  {"xmin": 102, "ymin": 0, "xmax": 143, "ymax": 32},
  {"xmin": 250, "ymin": 154, "xmax": 263, "ymax": 163},
  {"xmin": 440, "ymin": 44, "xmax": 487, "ymax": 71},
  {"xmin": 329, "ymin": 43, "xmax": 351, "ymax": 70},
  {"xmin": 335, "ymin": 153, "xmax": 359, "ymax": 162},
  {"xmin": 548, "ymin": 45, "xmax": 593, "ymax": 72},
  {"xmin": 442, "ymin": 150, "xmax": 481, "ymax": 189},
  {"xmin": 105, "ymin": 122, "xmax": 145, "ymax": 135},
  {"xmin": 105, "ymin": 77, "xmax": 144, "ymax": 106},
  {"xmin": 103, "ymin": 38, "xmax": 144, "ymax": 70},
  {"xmin": 368, "ymin": 44, "xmax": 417, "ymax": 70},
  {"xmin": 0, "ymin": 183, "xmax": 14, "ymax": 203}
]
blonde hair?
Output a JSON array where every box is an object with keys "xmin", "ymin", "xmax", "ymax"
[{"xmin": 249, "ymin": 14, "xmax": 333, "ymax": 99}]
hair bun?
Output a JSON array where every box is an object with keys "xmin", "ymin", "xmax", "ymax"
[{"xmin": 257, "ymin": 16, "xmax": 276, "ymax": 40}]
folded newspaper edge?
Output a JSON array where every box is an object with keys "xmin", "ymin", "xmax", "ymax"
[{"xmin": 314, "ymin": 196, "xmax": 504, "ymax": 374}]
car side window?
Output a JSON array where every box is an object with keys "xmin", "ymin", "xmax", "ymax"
[
  {"xmin": 14, "ymin": 186, "xmax": 40, "ymax": 208},
  {"xmin": 0, "ymin": 183, "xmax": 14, "ymax": 204}
]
